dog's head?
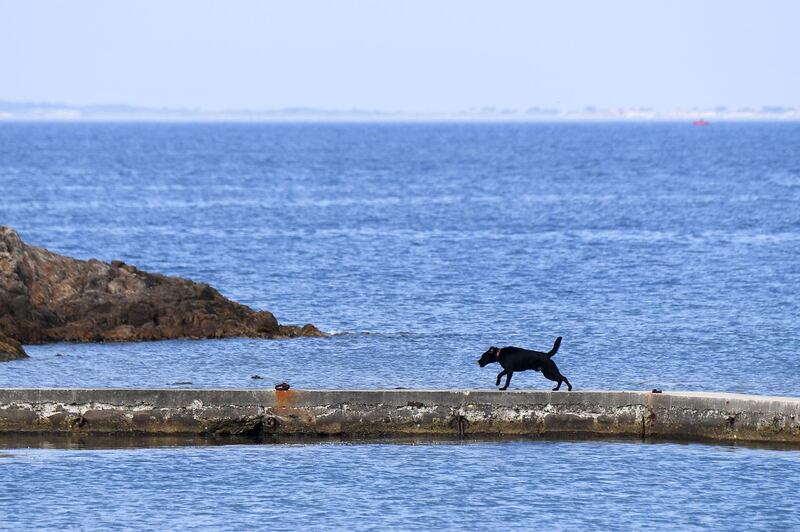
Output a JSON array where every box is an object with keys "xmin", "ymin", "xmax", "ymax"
[{"xmin": 477, "ymin": 346, "xmax": 500, "ymax": 367}]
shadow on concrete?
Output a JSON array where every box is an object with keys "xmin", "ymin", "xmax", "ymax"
[{"xmin": 1, "ymin": 431, "xmax": 798, "ymax": 451}]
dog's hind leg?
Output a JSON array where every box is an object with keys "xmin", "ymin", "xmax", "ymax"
[
  {"xmin": 495, "ymin": 370, "xmax": 507, "ymax": 387},
  {"xmin": 542, "ymin": 366, "xmax": 567, "ymax": 391},
  {"xmin": 562, "ymin": 376, "xmax": 573, "ymax": 391},
  {"xmin": 499, "ymin": 371, "xmax": 513, "ymax": 391}
]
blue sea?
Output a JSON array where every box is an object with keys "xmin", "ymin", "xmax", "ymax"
[{"xmin": 1, "ymin": 122, "xmax": 799, "ymax": 529}]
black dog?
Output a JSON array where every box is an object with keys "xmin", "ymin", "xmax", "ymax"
[{"xmin": 477, "ymin": 336, "xmax": 572, "ymax": 391}]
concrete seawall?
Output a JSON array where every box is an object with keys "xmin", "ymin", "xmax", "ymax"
[{"xmin": 1, "ymin": 389, "xmax": 799, "ymax": 444}]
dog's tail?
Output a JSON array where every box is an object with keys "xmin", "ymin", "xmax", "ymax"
[{"xmin": 546, "ymin": 336, "xmax": 563, "ymax": 358}]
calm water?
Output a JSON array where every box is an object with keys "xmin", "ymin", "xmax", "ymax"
[
  {"xmin": 1, "ymin": 122, "xmax": 799, "ymax": 529},
  {"xmin": 2, "ymin": 440, "xmax": 800, "ymax": 530}
]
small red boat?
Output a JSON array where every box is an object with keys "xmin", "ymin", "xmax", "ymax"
[{"xmin": 692, "ymin": 119, "xmax": 710, "ymax": 126}]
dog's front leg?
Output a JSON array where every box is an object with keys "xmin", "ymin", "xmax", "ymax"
[
  {"xmin": 495, "ymin": 370, "xmax": 507, "ymax": 386},
  {"xmin": 499, "ymin": 371, "xmax": 513, "ymax": 391}
]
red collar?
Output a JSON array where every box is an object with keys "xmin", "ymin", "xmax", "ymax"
[{"xmin": 495, "ymin": 347, "xmax": 502, "ymax": 359}]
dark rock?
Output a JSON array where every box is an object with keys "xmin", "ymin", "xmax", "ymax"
[
  {"xmin": 0, "ymin": 333, "xmax": 27, "ymax": 361},
  {"xmin": 0, "ymin": 226, "xmax": 325, "ymax": 350},
  {"xmin": 249, "ymin": 311, "xmax": 280, "ymax": 335},
  {"xmin": 273, "ymin": 322, "xmax": 326, "ymax": 338},
  {"xmin": 299, "ymin": 323, "xmax": 325, "ymax": 337}
]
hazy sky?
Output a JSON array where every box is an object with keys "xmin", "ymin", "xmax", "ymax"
[{"xmin": 2, "ymin": 0, "xmax": 798, "ymax": 112}]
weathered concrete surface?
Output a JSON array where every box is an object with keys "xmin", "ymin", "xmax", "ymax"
[{"xmin": 1, "ymin": 389, "xmax": 799, "ymax": 444}]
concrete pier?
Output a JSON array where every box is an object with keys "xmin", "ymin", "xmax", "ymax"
[{"xmin": 1, "ymin": 388, "xmax": 799, "ymax": 444}]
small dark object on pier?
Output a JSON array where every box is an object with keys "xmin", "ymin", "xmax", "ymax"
[
  {"xmin": 251, "ymin": 375, "xmax": 264, "ymax": 380},
  {"xmin": 275, "ymin": 382, "xmax": 290, "ymax": 391},
  {"xmin": 652, "ymin": 389, "xmax": 662, "ymax": 394}
]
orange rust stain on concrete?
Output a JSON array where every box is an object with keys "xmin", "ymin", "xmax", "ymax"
[{"xmin": 274, "ymin": 389, "xmax": 297, "ymax": 409}]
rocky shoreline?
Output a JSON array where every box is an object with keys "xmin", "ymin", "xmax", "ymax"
[{"xmin": 0, "ymin": 227, "xmax": 323, "ymax": 360}]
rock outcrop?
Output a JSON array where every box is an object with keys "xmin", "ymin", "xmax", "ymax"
[
  {"xmin": 0, "ymin": 226, "xmax": 323, "ymax": 349},
  {"xmin": 0, "ymin": 333, "xmax": 27, "ymax": 361}
]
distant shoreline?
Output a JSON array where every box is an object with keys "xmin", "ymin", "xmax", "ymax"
[
  {"xmin": 2, "ymin": 100, "xmax": 798, "ymax": 123},
  {"xmin": 2, "ymin": 116, "xmax": 800, "ymax": 124}
]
